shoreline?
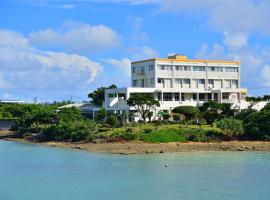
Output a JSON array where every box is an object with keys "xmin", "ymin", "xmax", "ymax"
[
  {"xmin": 1, "ymin": 130, "xmax": 270, "ymax": 154},
  {"xmin": 2, "ymin": 137, "xmax": 270, "ymax": 155}
]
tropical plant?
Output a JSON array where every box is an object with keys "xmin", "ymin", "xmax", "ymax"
[
  {"xmin": 172, "ymin": 106, "xmax": 199, "ymax": 120},
  {"xmin": 216, "ymin": 117, "xmax": 244, "ymax": 138},
  {"xmin": 127, "ymin": 94, "xmax": 160, "ymax": 122}
]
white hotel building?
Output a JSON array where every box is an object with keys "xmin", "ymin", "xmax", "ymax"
[{"xmin": 104, "ymin": 55, "xmax": 249, "ymax": 120}]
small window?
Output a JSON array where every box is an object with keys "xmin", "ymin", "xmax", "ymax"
[
  {"xmin": 222, "ymin": 93, "xmax": 229, "ymax": 100},
  {"xmin": 225, "ymin": 67, "xmax": 238, "ymax": 72},
  {"xmin": 132, "ymin": 67, "xmax": 136, "ymax": 73},
  {"xmin": 150, "ymin": 78, "xmax": 155, "ymax": 84},
  {"xmin": 163, "ymin": 93, "xmax": 172, "ymax": 101},
  {"xmin": 193, "ymin": 66, "xmax": 205, "ymax": 71},
  {"xmin": 209, "ymin": 67, "xmax": 223, "ymax": 72},
  {"xmin": 157, "ymin": 93, "xmax": 162, "ymax": 101},
  {"xmin": 157, "ymin": 78, "xmax": 164, "ymax": 84},
  {"xmin": 183, "ymin": 66, "xmax": 191, "ymax": 71},
  {"xmin": 133, "ymin": 80, "xmax": 137, "ymax": 86},
  {"xmin": 175, "ymin": 66, "xmax": 182, "ymax": 71},
  {"xmin": 149, "ymin": 65, "xmax": 154, "ymax": 71},
  {"xmin": 208, "ymin": 79, "xmax": 214, "ymax": 84},
  {"xmin": 175, "ymin": 78, "xmax": 182, "ymax": 84},
  {"xmin": 158, "ymin": 65, "xmax": 172, "ymax": 70},
  {"xmin": 183, "ymin": 78, "xmax": 190, "ymax": 84},
  {"xmin": 175, "ymin": 93, "xmax": 180, "ymax": 101},
  {"xmin": 198, "ymin": 79, "xmax": 205, "ymax": 84}
]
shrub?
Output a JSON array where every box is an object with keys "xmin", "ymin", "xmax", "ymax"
[
  {"xmin": 140, "ymin": 129, "xmax": 186, "ymax": 143},
  {"xmin": 172, "ymin": 106, "xmax": 199, "ymax": 120},
  {"xmin": 161, "ymin": 113, "xmax": 171, "ymax": 121},
  {"xmin": 106, "ymin": 115, "xmax": 118, "ymax": 128},
  {"xmin": 95, "ymin": 108, "xmax": 107, "ymax": 122},
  {"xmin": 177, "ymin": 128, "xmax": 209, "ymax": 142},
  {"xmin": 216, "ymin": 117, "xmax": 244, "ymax": 138},
  {"xmin": 173, "ymin": 113, "xmax": 181, "ymax": 122},
  {"xmin": 143, "ymin": 128, "xmax": 152, "ymax": 133},
  {"xmin": 243, "ymin": 110, "xmax": 270, "ymax": 140}
]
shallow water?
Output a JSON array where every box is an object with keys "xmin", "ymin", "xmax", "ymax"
[{"xmin": 1, "ymin": 140, "xmax": 270, "ymax": 200}]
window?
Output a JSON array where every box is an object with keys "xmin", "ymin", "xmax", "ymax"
[
  {"xmin": 193, "ymin": 66, "xmax": 205, "ymax": 71},
  {"xmin": 225, "ymin": 67, "xmax": 238, "ymax": 72},
  {"xmin": 163, "ymin": 93, "xmax": 172, "ymax": 101},
  {"xmin": 149, "ymin": 65, "xmax": 154, "ymax": 71},
  {"xmin": 231, "ymin": 80, "xmax": 238, "ymax": 88},
  {"xmin": 193, "ymin": 93, "xmax": 197, "ymax": 100},
  {"xmin": 198, "ymin": 79, "xmax": 205, "ymax": 84},
  {"xmin": 183, "ymin": 66, "xmax": 191, "ymax": 71},
  {"xmin": 150, "ymin": 78, "xmax": 155, "ymax": 84},
  {"xmin": 132, "ymin": 80, "xmax": 137, "ymax": 86},
  {"xmin": 209, "ymin": 67, "xmax": 223, "ymax": 72},
  {"xmin": 158, "ymin": 65, "xmax": 172, "ymax": 70},
  {"xmin": 157, "ymin": 78, "xmax": 164, "ymax": 84},
  {"xmin": 157, "ymin": 93, "xmax": 162, "ymax": 101},
  {"xmin": 132, "ymin": 67, "xmax": 136, "ymax": 73},
  {"xmin": 208, "ymin": 79, "xmax": 214, "ymax": 85},
  {"xmin": 175, "ymin": 66, "xmax": 182, "ymax": 71},
  {"xmin": 222, "ymin": 93, "xmax": 229, "ymax": 100},
  {"xmin": 175, "ymin": 93, "xmax": 180, "ymax": 101},
  {"xmin": 183, "ymin": 78, "xmax": 190, "ymax": 84},
  {"xmin": 175, "ymin": 78, "xmax": 182, "ymax": 85},
  {"xmin": 139, "ymin": 66, "xmax": 145, "ymax": 73}
]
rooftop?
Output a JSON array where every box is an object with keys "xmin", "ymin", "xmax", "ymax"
[{"xmin": 131, "ymin": 54, "xmax": 240, "ymax": 65}]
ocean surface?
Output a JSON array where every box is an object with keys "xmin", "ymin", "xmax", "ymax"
[{"xmin": 1, "ymin": 140, "xmax": 270, "ymax": 200}]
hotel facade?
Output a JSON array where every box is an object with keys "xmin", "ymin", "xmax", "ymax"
[{"xmin": 104, "ymin": 55, "xmax": 249, "ymax": 121}]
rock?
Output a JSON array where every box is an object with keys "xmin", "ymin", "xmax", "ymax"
[
  {"xmin": 237, "ymin": 147, "xmax": 244, "ymax": 151},
  {"xmin": 73, "ymin": 146, "xmax": 82, "ymax": 150},
  {"xmin": 159, "ymin": 149, "xmax": 164, "ymax": 153}
]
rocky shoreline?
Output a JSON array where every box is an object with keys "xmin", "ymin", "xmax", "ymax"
[{"xmin": 1, "ymin": 131, "xmax": 270, "ymax": 154}]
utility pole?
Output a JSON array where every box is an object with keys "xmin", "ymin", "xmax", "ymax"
[
  {"xmin": 70, "ymin": 95, "xmax": 73, "ymax": 103},
  {"xmin": 33, "ymin": 97, "xmax": 37, "ymax": 104}
]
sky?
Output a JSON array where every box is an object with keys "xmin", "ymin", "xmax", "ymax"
[{"xmin": 1, "ymin": 0, "xmax": 270, "ymax": 102}]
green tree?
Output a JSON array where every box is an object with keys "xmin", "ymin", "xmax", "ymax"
[
  {"xmin": 57, "ymin": 107, "xmax": 83, "ymax": 122},
  {"xmin": 216, "ymin": 117, "xmax": 244, "ymax": 138},
  {"xmin": 106, "ymin": 115, "xmax": 118, "ymax": 128},
  {"xmin": 88, "ymin": 84, "xmax": 117, "ymax": 106},
  {"xmin": 95, "ymin": 108, "xmax": 107, "ymax": 122},
  {"xmin": 127, "ymin": 94, "xmax": 160, "ymax": 122},
  {"xmin": 199, "ymin": 101, "xmax": 232, "ymax": 125},
  {"xmin": 172, "ymin": 106, "xmax": 199, "ymax": 120}
]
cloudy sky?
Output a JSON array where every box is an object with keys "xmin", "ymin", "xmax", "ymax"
[{"xmin": 1, "ymin": 0, "xmax": 270, "ymax": 102}]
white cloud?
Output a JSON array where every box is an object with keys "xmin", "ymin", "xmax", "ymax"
[
  {"xmin": 28, "ymin": 21, "xmax": 121, "ymax": 53},
  {"xmin": 223, "ymin": 32, "xmax": 249, "ymax": 50},
  {"xmin": 261, "ymin": 65, "xmax": 270, "ymax": 87},
  {"xmin": 103, "ymin": 58, "xmax": 131, "ymax": 77},
  {"xmin": 129, "ymin": 46, "xmax": 159, "ymax": 60},
  {"xmin": 0, "ymin": 30, "xmax": 102, "ymax": 90}
]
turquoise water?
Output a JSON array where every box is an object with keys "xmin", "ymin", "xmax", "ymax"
[{"xmin": 1, "ymin": 141, "xmax": 270, "ymax": 200}]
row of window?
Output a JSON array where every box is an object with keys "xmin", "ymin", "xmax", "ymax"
[
  {"xmin": 157, "ymin": 93, "xmax": 230, "ymax": 101},
  {"xmin": 158, "ymin": 78, "xmax": 238, "ymax": 85},
  {"xmin": 132, "ymin": 65, "xmax": 238, "ymax": 73},
  {"xmin": 158, "ymin": 65, "xmax": 238, "ymax": 72},
  {"xmin": 133, "ymin": 78, "xmax": 238, "ymax": 88}
]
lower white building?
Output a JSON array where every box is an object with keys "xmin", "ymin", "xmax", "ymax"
[{"xmin": 104, "ymin": 54, "xmax": 249, "ymax": 121}]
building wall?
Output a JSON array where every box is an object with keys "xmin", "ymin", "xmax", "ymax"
[{"xmin": 131, "ymin": 58, "xmax": 240, "ymax": 91}]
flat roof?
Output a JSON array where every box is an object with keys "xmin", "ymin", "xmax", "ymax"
[{"xmin": 131, "ymin": 58, "xmax": 240, "ymax": 65}]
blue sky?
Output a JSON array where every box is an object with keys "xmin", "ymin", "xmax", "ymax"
[{"xmin": 1, "ymin": 0, "xmax": 270, "ymax": 102}]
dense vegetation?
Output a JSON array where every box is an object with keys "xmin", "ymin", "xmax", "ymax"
[{"xmin": 0, "ymin": 97, "xmax": 270, "ymax": 143}]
